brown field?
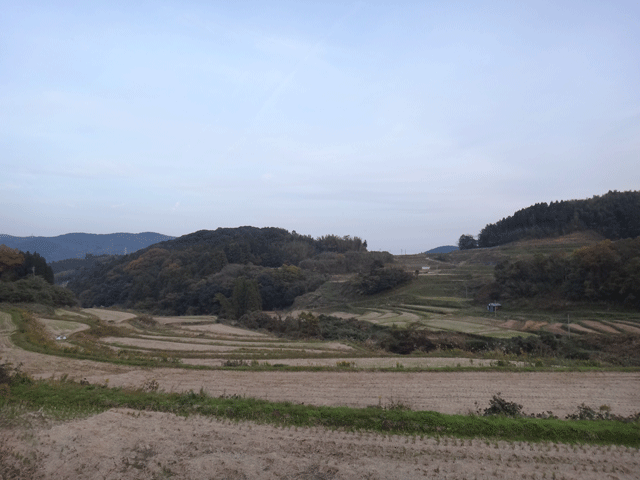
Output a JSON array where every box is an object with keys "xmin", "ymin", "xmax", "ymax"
[
  {"xmin": 38, "ymin": 317, "xmax": 90, "ymax": 337},
  {"xmin": 566, "ymin": 323, "xmax": 598, "ymax": 334},
  {"xmin": 180, "ymin": 357, "xmax": 506, "ymax": 368},
  {"xmin": 2, "ymin": 310, "xmax": 639, "ymax": 417},
  {"xmin": 2, "ymin": 308, "xmax": 639, "ymax": 478},
  {"xmin": 178, "ymin": 323, "xmax": 268, "ymax": 336},
  {"xmin": 82, "ymin": 308, "xmax": 137, "ymax": 323},
  {"xmin": 151, "ymin": 315, "xmax": 218, "ymax": 325},
  {"xmin": 612, "ymin": 322, "xmax": 640, "ymax": 334},
  {"xmin": 582, "ymin": 320, "xmax": 621, "ymax": 334},
  {"xmin": 2, "ymin": 409, "xmax": 639, "ymax": 480}
]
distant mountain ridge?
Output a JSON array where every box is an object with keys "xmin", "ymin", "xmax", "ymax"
[{"xmin": 0, "ymin": 232, "xmax": 175, "ymax": 262}]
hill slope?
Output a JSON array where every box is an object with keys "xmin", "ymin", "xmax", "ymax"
[
  {"xmin": 477, "ymin": 190, "xmax": 640, "ymax": 247},
  {"xmin": 67, "ymin": 227, "xmax": 380, "ymax": 315}
]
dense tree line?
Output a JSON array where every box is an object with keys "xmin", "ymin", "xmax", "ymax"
[
  {"xmin": 226, "ymin": 311, "xmax": 436, "ymax": 355},
  {"xmin": 150, "ymin": 227, "xmax": 367, "ymax": 266},
  {"xmin": 457, "ymin": 234, "xmax": 477, "ymax": 250},
  {"xmin": 352, "ymin": 260, "xmax": 413, "ymax": 295},
  {"xmin": 67, "ymin": 227, "xmax": 382, "ymax": 315},
  {"xmin": 0, "ymin": 245, "xmax": 74, "ymax": 306},
  {"xmin": 472, "ymin": 191, "xmax": 640, "ymax": 248},
  {"xmin": 50, "ymin": 254, "xmax": 118, "ymax": 274},
  {"xmin": 493, "ymin": 237, "xmax": 640, "ymax": 307},
  {"xmin": 0, "ymin": 246, "xmax": 54, "ymax": 284}
]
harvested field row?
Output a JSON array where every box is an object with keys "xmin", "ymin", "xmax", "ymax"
[
  {"xmin": 82, "ymin": 308, "xmax": 136, "ymax": 323},
  {"xmin": 2, "ymin": 408, "xmax": 638, "ymax": 480},
  {"xmin": 177, "ymin": 323, "xmax": 267, "ymax": 336},
  {"xmin": 612, "ymin": 322, "xmax": 640, "ymax": 334},
  {"xmin": 75, "ymin": 369, "xmax": 640, "ymax": 419},
  {"xmin": 3, "ymin": 309, "xmax": 640, "ymax": 418},
  {"xmin": 5, "ymin": 330, "xmax": 637, "ymax": 419},
  {"xmin": 54, "ymin": 309, "xmax": 87, "ymax": 317},
  {"xmin": 133, "ymin": 334, "xmax": 353, "ymax": 350},
  {"xmin": 582, "ymin": 320, "xmax": 621, "ymax": 334},
  {"xmin": 180, "ymin": 357, "xmax": 511, "ymax": 369},
  {"xmin": 337, "ymin": 310, "xmax": 422, "ymax": 324},
  {"xmin": 152, "ymin": 315, "xmax": 218, "ymax": 325},
  {"xmin": 99, "ymin": 336, "xmax": 351, "ymax": 354},
  {"xmin": 38, "ymin": 318, "xmax": 90, "ymax": 336}
]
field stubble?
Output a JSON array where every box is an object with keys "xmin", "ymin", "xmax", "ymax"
[{"xmin": 2, "ymin": 408, "xmax": 638, "ymax": 480}]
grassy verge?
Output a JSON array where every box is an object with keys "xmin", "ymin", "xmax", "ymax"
[{"xmin": 3, "ymin": 377, "xmax": 639, "ymax": 447}]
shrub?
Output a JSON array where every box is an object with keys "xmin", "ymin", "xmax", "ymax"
[
  {"xmin": 483, "ymin": 393, "xmax": 524, "ymax": 417},
  {"xmin": 0, "ymin": 358, "xmax": 11, "ymax": 385},
  {"xmin": 223, "ymin": 359, "xmax": 249, "ymax": 367}
]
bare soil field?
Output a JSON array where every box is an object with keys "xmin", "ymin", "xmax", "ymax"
[
  {"xmin": 152, "ymin": 315, "xmax": 218, "ymax": 325},
  {"xmin": 612, "ymin": 322, "xmax": 640, "ymax": 334},
  {"xmin": 179, "ymin": 323, "xmax": 268, "ymax": 336},
  {"xmin": 2, "ymin": 308, "xmax": 640, "ymax": 478},
  {"xmin": 38, "ymin": 317, "xmax": 90, "ymax": 337},
  {"xmin": 130, "ymin": 335, "xmax": 353, "ymax": 352},
  {"xmin": 82, "ymin": 308, "xmax": 137, "ymax": 323},
  {"xmin": 2, "ymin": 409, "xmax": 638, "ymax": 480},
  {"xmin": 77, "ymin": 369, "xmax": 639, "ymax": 418},
  {"xmin": 180, "ymin": 357, "xmax": 505, "ymax": 369},
  {"xmin": 1, "ymin": 310, "xmax": 638, "ymax": 418},
  {"xmin": 582, "ymin": 320, "xmax": 620, "ymax": 334},
  {"xmin": 567, "ymin": 323, "xmax": 598, "ymax": 334}
]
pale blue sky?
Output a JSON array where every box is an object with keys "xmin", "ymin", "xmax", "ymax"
[{"xmin": 2, "ymin": 1, "xmax": 639, "ymax": 253}]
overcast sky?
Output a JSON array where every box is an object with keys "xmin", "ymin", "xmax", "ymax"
[{"xmin": 2, "ymin": 1, "xmax": 639, "ymax": 253}]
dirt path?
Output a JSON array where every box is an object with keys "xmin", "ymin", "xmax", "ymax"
[{"xmin": 2, "ymin": 409, "xmax": 638, "ymax": 480}]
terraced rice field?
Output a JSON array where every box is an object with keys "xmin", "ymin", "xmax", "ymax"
[
  {"xmin": 39, "ymin": 318, "xmax": 90, "ymax": 336},
  {"xmin": 2, "ymin": 307, "xmax": 639, "ymax": 479},
  {"xmin": 4, "ymin": 409, "xmax": 639, "ymax": 480}
]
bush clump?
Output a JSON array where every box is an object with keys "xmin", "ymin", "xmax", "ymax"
[{"xmin": 482, "ymin": 393, "xmax": 525, "ymax": 417}]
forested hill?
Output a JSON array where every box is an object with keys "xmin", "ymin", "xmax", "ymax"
[
  {"xmin": 477, "ymin": 190, "xmax": 640, "ymax": 248},
  {"xmin": 0, "ymin": 232, "xmax": 174, "ymax": 262},
  {"xmin": 67, "ymin": 227, "xmax": 384, "ymax": 315}
]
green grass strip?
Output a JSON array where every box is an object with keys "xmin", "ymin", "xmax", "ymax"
[{"xmin": 5, "ymin": 379, "xmax": 639, "ymax": 447}]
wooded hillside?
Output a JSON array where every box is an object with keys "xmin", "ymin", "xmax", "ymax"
[
  {"xmin": 476, "ymin": 190, "xmax": 640, "ymax": 248},
  {"xmin": 67, "ymin": 227, "xmax": 391, "ymax": 315},
  {"xmin": 0, "ymin": 245, "xmax": 75, "ymax": 305},
  {"xmin": 490, "ymin": 236, "xmax": 640, "ymax": 308}
]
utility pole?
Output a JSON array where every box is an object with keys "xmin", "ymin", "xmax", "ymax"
[{"xmin": 567, "ymin": 313, "xmax": 570, "ymax": 338}]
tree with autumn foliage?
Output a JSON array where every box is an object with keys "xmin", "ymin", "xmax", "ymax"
[{"xmin": 0, "ymin": 245, "xmax": 24, "ymax": 280}]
